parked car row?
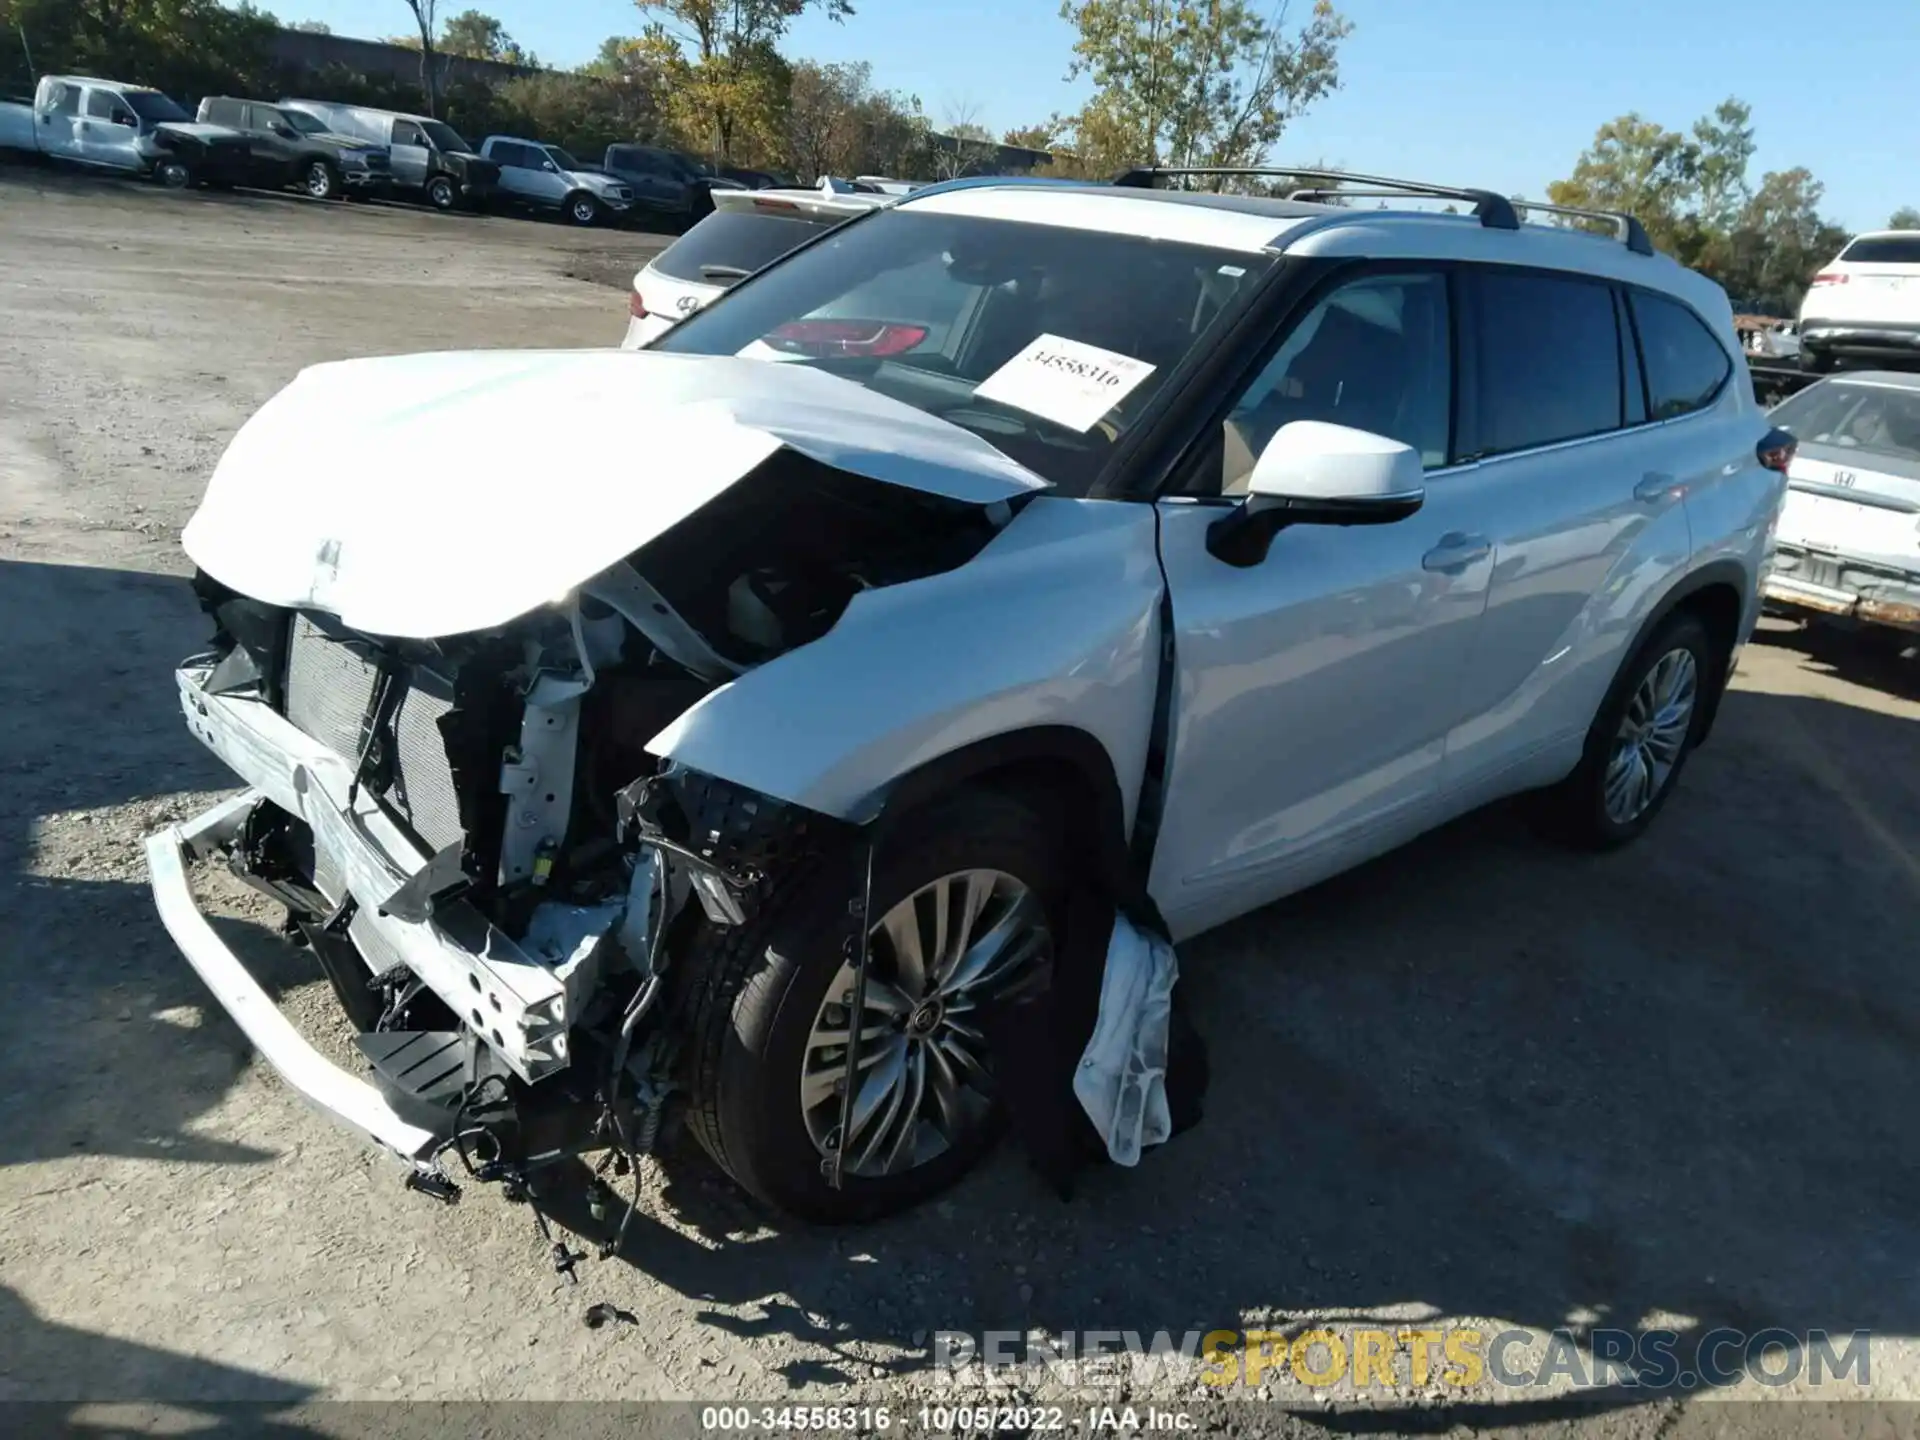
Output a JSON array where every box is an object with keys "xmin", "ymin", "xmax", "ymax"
[{"xmin": 0, "ymin": 70, "xmax": 804, "ymax": 229}]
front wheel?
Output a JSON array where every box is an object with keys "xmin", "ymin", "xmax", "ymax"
[
  {"xmin": 153, "ymin": 157, "xmax": 192, "ymax": 189},
  {"xmin": 566, "ymin": 191, "xmax": 601, "ymax": 226},
  {"xmin": 302, "ymin": 159, "xmax": 339, "ymax": 200},
  {"xmin": 424, "ymin": 175, "xmax": 456, "ymax": 211},
  {"xmin": 1533, "ymin": 611, "xmax": 1716, "ymax": 849},
  {"xmin": 683, "ymin": 790, "xmax": 1064, "ymax": 1223}
]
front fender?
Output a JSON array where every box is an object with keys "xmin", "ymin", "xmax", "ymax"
[{"xmin": 646, "ymin": 496, "xmax": 1164, "ymax": 834}]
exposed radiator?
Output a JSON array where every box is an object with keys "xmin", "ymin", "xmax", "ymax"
[{"xmin": 282, "ymin": 615, "xmax": 466, "ymax": 855}]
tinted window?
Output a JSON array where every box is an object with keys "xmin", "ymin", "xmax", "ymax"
[
  {"xmin": 1770, "ymin": 381, "xmax": 1920, "ymax": 465},
  {"xmin": 1839, "ymin": 235, "xmax": 1920, "ymax": 265},
  {"xmin": 606, "ymin": 146, "xmax": 660, "ymax": 174},
  {"xmin": 1215, "ymin": 271, "xmax": 1453, "ymax": 495},
  {"xmin": 1471, "ymin": 270, "xmax": 1621, "ymax": 454},
  {"xmin": 494, "ymin": 142, "xmax": 535, "ymax": 167},
  {"xmin": 655, "ymin": 209, "xmax": 1272, "ymax": 495},
  {"xmin": 123, "ymin": 91, "xmax": 189, "ymax": 123},
  {"xmin": 652, "ymin": 208, "xmax": 840, "ymax": 284},
  {"xmin": 1629, "ymin": 291, "xmax": 1731, "ymax": 420},
  {"xmin": 283, "ymin": 109, "xmax": 327, "ymax": 136},
  {"xmin": 419, "ymin": 120, "xmax": 470, "ymax": 153},
  {"xmin": 391, "ymin": 120, "xmax": 425, "ymax": 147}
]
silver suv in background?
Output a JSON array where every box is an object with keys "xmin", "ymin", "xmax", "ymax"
[{"xmin": 478, "ymin": 135, "xmax": 634, "ymax": 225}]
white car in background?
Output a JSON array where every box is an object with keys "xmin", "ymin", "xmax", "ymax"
[
  {"xmin": 1764, "ymin": 370, "xmax": 1920, "ymax": 644},
  {"xmin": 623, "ymin": 183, "xmax": 887, "ymax": 348},
  {"xmin": 1747, "ymin": 320, "xmax": 1800, "ymax": 360},
  {"xmin": 1797, "ymin": 231, "xmax": 1920, "ymax": 373}
]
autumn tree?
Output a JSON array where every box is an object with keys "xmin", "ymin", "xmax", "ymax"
[
  {"xmin": 782, "ymin": 59, "xmax": 928, "ymax": 181},
  {"xmin": 1056, "ymin": 0, "xmax": 1351, "ymax": 174},
  {"xmin": 1888, "ymin": 207, "xmax": 1920, "ymax": 231},
  {"xmin": 643, "ymin": 0, "xmax": 852, "ymax": 163}
]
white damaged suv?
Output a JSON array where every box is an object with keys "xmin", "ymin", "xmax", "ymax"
[{"xmin": 149, "ymin": 169, "xmax": 1789, "ymax": 1227}]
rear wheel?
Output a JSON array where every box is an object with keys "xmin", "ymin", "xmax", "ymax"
[
  {"xmin": 424, "ymin": 174, "xmax": 456, "ymax": 211},
  {"xmin": 302, "ymin": 159, "xmax": 339, "ymax": 200},
  {"xmin": 684, "ymin": 790, "xmax": 1063, "ymax": 1223},
  {"xmin": 1533, "ymin": 611, "xmax": 1717, "ymax": 849}
]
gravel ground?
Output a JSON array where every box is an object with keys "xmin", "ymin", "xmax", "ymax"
[{"xmin": 1, "ymin": 164, "xmax": 1917, "ymax": 1436}]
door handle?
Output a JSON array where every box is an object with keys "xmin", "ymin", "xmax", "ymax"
[
  {"xmin": 1421, "ymin": 532, "xmax": 1491, "ymax": 573},
  {"xmin": 1635, "ymin": 472, "xmax": 1682, "ymax": 504}
]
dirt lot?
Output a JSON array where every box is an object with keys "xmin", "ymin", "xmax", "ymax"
[{"xmin": 1, "ymin": 165, "xmax": 1918, "ymax": 1435}]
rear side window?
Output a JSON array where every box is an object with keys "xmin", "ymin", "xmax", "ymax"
[
  {"xmin": 653, "ymin": 209, "xmax": 839, "ymax": 285},
  {"xmin": 201, "ymin": 98, "xmax": 242, "ymax": 126},
  {"xmin": 1838, "ymin": 235, "xmax": 1920, "ymax": 265},
  {"xmin": 1469, "ymin": 270, "xmax": 1622, "ymax": 455},
  {"xmin": 1628, "ymin": 291, "xmax": 1732, "ymax": 420},
  {"xmin": 47, "ymin": 83, "xmax": 80, "ymax": 115},
  {"xmin": 492, "ymin": 142, "xmax": 533, "ymax": 167}
]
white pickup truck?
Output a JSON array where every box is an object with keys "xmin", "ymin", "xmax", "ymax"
[{"xmin": 0, "ymin": 75, "xmax": 251, "ymax": 188}]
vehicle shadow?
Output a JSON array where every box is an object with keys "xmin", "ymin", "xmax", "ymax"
[
  {"xmin": 543, "ymin": 675, "xmax": 1920, "ymax": 1416},
  {"xmin": 0, "ymin": 558, "xmax": 311, "ymax": 1171},
  {"xmin": 1752, "ymin": 614, "xmax": 1919, "ymax": 700},
  {"xmin": 0, "ymin": 1284, "xmax": 314, "ymax": 1415}
]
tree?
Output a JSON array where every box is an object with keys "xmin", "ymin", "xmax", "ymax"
[
  {"xmin": 643, "ymin": 0, "xmax": 853, "ymax": 162},
  {"xmin": 1546, "ymin": 113, "xmax": 1703, "ymax": 256},
  {"xmin": 1003, "ymin": 118, "xmax": 1065, "ymax": 153},
  {"xmin": 781, "ymin": 58, "xmax": 929, "ymax": 181},
  {"xmin": 398, "ymin": 0, "xmax": 443, "ymax": 115},
  {"xmin": 441, "ymin": 9, "xmax": 535, "ymax": 66},
  {"xmin": 1, "ymin": 0, "xmax": 278, "ymax": 101},
  {"xmin": 1888, "ymin": 207, "xmax": 1920, "ymax": 231},
  {"xmin": 1691, "ymin": 97, "xmax": 1754, "ymax": 233},
  {"xmin": 291, "ymin": 18, "xmax": 332, "ymax": 32},
  {"xmin": 1057, "ymin": 0, "xmax": 1351, "ymax": 171}
]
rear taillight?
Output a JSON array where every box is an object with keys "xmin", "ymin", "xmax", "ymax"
[
  {"xmin": 1758, "ymin": 426, "xmax": 1797, "ymax": 473},
  {"xmin": 1810, "ymin": 272, "xmax": 1849, "ymax": 287},
  {"xmin": 629, "ymin": 289, "xmax": 648, "ymax": 319},
  {"xmin": 765, "ymin": 319, "xmax": 929, "ymax": 358}
]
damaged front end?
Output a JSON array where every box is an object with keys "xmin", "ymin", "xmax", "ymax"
[{"xmin": 148, "ymin": 430, "xmax": 1017, "ymax": 1224}]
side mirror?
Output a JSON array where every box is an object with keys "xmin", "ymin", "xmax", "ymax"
[
  {"xmin": 1207, "ymin": 421, "xmax": 1426, "ymax": 567},
  {"xmin": 542, "ymin": 160, "xmax": 559, "ymax": 172}
]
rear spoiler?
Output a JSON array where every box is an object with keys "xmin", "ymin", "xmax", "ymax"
[{"xmin": 710, "ymin": 185, "xmax": 887, "ymax": 223}]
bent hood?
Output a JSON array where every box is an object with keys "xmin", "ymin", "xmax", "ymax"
[{"xmin": 182, "ymin": 348, "xmax": 1048, "ymax": 639}]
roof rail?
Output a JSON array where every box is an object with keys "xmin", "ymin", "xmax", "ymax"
[
  {"xmin": 1112, "ymin": 165, "xmax": 1520, "ymax": 233},
  {"xmin": 1505, "ymin": 197, "xmax": 1655, "ymax": 256}
]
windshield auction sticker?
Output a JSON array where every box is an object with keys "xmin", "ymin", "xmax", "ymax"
[{"xmin": 973, "ymin": 334, "xmax": 1157, "ymax": 432}]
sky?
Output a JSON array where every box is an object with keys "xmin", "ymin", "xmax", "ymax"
[{"xmin": 279, "ymin": 0, "xmax": 1919, "ymax": 233}]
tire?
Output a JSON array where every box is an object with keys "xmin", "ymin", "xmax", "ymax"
[
  {"xmin": 683, "ymin": 789, "xmax": 1066, "ymax": 1223},
  {"xmin": 1799, "ymin": 347, "xmax": 1833, "ymax": 374},
  {"xmin": 302, "ymin": 159, "xmax": 339, "ymax": 200},
  {"xmin": 424, "ymin": 174, "xmax": 456, "ymax": 211},
  {"xmin": 1533, "ymin": 610, "xmax": 1718, "ymax": 850},
  {"xmin": 153, "ymin": 157, "xmax": 192, "ymax": 190},
  {"xmin": 565, "ymin": 191, "xmax": 601, "ymax": 226}
]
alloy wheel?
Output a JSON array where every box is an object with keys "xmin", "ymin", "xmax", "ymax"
[
  {"xmin": 305, "ymin": 162, "xmax": 333, "ymax": 199},
  {"xmin": 1603, "ymin": 647, "xmax": 1698, "ymax": 825},
  {"xmin": 799, "ymin": 869, "xmax": 1051, "ymax": 1178}
]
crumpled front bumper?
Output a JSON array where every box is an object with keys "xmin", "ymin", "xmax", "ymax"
[
  {"xmin": 145, "ymin": 792, "xmax": 441, "ymax": 1164},
  {"xmin": 145, "ymin": 661, "xmax": 589, "ymax": 1161}
]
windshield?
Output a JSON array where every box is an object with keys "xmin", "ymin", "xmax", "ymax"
[
  {"xmin": 419, "ymin": 120, "xmax": 470, "ymax": 153},
  {"xmin": 653, "ymin": 208, "xmax": 1272, "ymax": 495},
  {"xmin": 1772, "ymin": 381, "xmax": 1920, "ymax": 465},
  {"xmin": 546, "ymin": 145, "xmax": 582, "ymax": 170},
  {"xmin": 124, "ymin": 91, "xmax": 190, "ymax": 124},
  {"xmin": 282, "ymin": 109, "xmax": 328, "ymax": 136}
]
